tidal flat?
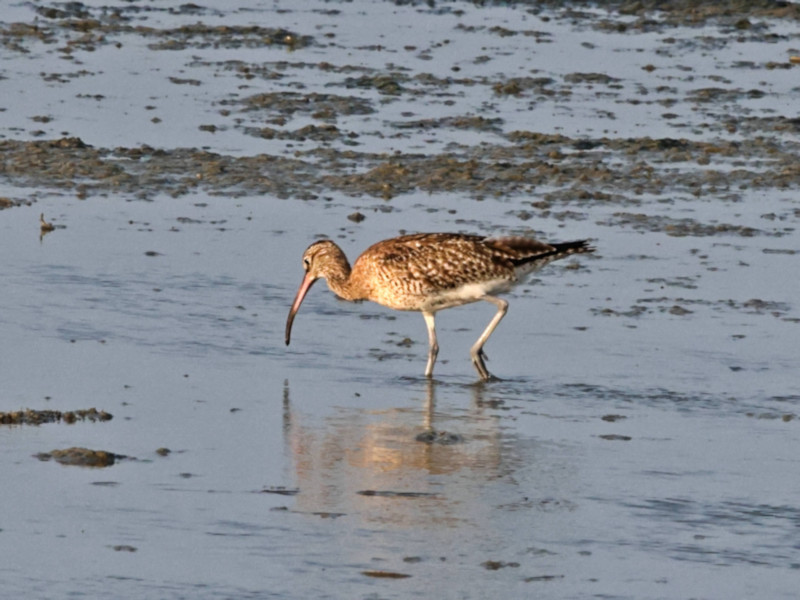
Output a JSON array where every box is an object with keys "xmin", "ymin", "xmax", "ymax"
[{"xmin": 1, "ymin": 1, "xmax": 798, "ymax": 598}]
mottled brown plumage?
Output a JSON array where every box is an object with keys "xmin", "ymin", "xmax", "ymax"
[{"xmin": 286, "ymin": 232, "xmax": 594, "ymax": 380}]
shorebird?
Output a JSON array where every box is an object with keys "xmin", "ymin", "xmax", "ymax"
[
  {"xmin": 40, "ymin": 213, "xmax": 55, "ymax": 232},
  {"xmin": 285, "ymin": 232, "xmax": 594, "ymax": 380}
]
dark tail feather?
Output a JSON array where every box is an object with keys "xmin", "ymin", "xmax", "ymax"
[
  {"xmin": 510, "ymin": 239, "xmax": 594, "ymax": 267},
  {"xmin": 551, "ymin": 239, "xmax": 595, "ymax": 255}
]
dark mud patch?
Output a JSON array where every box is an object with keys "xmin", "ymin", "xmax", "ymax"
[
  {"xmin": 602, "ymin": 414, "xmax": 628, "ymax": 422},
  {"xmin": 524, "ymin": 574, "xmax": 565, "ymax": 582},
  {"xmin": 0, "ymin": 196, "xmax": 29, "ymax": 209},
  {"xmin": 3, "ymin": 128, "xmax": 798, "ymax": 209},
  {"xmin": 559, "ymin": 0, "xmax": 800, "ymax": 29},
  {"xmin": 0, "ymin": 408, "xmax": 112, "ymax": 425},
  {"xmin": 357, "ymin": 490, "xmax": 438, "ymax": 498},
  {"xmin": 234, "ymin": 91, "xmax": 374, "ymax": 120},
  {"xmin": 745, "ymin": 411, "xmax": 796, "ymax": 422},
  {"xmin": 598, "ymin": 212, "xmax": 769, "ymax": 237},
  {"xmin": 7, "ymin": 1, "xmax": 798, "ymax": 60},
  {"xmin": 2, "ymin": 8, "xmax": 312, "ymax": 54},
  {"xmin": 593, "ymin": 297, "xmax": 795, "ymax": 320},
  {"xmin": 143, "ymin": 25, "xmax": 312, "ymax": 52},
  {"xmin": 559, "ymin": 383, "xmax": 800, "ymax": 417},
  {"xmin": 391, "ymin": 115, "xmax": 504, "ymax": 135},
  {"xmin": 244, "ymin": 124, "xmax": 354, "ymax": 145},
  {"xmin": 482, "ymin": 560, "xmax": 520, "ymax": 570},
  {"xmin": 415, "ymin": 429, "xmax": 464, "ymax": 445}
]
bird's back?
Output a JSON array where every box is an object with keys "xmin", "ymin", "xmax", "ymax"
[{"xmin": 350, "ymin": 233, "xmax": 591, "ymax": 311}]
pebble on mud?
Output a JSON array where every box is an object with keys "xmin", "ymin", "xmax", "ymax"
[
  {"xmin": 357, "ymin": 490, "xmax": 436, "ymax": 498},
  {"xmin": 601, "ymin": 414, "xmax": 627, "ymax": 422},
  {"xmin": 415, "ymin": 430, "xmax": 463, "ymax": 445},
  {"xmin": 525, "ymin": 574, "xmax": 564, "ymax": 582},
  {"xmin": 259, "ymin": 486, "xmax": 300, "ymax": 496},
  {"xmin": 482, "ymin": 560, "xmax": 520, "ymax": 570},
  {"xmin": 361, "ymin": 570, "xmax": 412, "ymax": 579},
  {"xmin": 35, "ymin": 447, "xmax": 123, "ymax": 467}
]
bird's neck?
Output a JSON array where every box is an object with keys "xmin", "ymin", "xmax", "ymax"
[{"xmin": 324, "ymin": 258, "xmax": 363, "ymax": 301}]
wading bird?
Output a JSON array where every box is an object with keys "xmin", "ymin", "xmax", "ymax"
[
  {"xmin": 285, "ymin": 232, "xmax": 593, "ymax": 380},
  {"xmin": 40, "ymin": 213, "xmax": 55, "ymax": 232}
]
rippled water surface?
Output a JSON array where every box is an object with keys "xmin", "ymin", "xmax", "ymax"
[{"xmin": 1, "ymin": 1, "xmax": 799, "ymax": 598}]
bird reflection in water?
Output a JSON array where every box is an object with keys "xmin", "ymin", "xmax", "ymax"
[{"xmin": 278, "ymin": 379, "xmax": 512, "ymax": 527}]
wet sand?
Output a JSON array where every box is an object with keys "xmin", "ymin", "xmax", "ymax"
[{"xmin": 1, "ymin": 1, "xmax": 798, "ymax": 598}]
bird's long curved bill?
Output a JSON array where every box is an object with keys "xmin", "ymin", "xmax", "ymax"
[{"xmin": 285, "ymin": 273, "xmax": 317, "ymax": 346}]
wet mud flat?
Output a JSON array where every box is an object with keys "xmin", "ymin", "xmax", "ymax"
[
  {"xmin": 2, "ymin": 0, "xmax": 800, "ymax": 209},
  {"xmin": 1, "ymin": 1, "xmax": 799, "ymax": 599}
]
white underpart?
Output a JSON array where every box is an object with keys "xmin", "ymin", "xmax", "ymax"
[{"xmin": 421, "ymin": 278, "xmax": 513, "ymax": 312}]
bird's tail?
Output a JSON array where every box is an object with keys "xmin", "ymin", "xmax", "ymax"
[{"xmin": 509, "ymin": 239, "xmax": 594, "ymax": 268}]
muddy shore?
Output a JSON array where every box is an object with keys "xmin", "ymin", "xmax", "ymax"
[{"xmin": 2, "ymin": 1, "xmax": 799, "ymax": 221}]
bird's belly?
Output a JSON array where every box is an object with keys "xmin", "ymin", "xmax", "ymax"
[{"xmin": 372, "ymin": 278, "xmax": 513, "ymax": 312}]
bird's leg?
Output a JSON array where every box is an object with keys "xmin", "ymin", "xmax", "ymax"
[
  {"xmin": 470, "ymin": 296, "xmax": 508, "ymax": 381},
  {"xmin": 422, "ymin": 311, "xmax": 439, "ymax": 378}
]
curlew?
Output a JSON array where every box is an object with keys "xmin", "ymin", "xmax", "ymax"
[
  {"xmin": 40, "ymin": 213, "xmax": 55, "ymax": 232},
  {"xmin": 285, "ymin": 232, "xmax": 594, "ymax": 380}
]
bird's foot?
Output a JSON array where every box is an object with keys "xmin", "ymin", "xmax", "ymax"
[{"xmin": 470, "ymin": 348, "xmax": 497, "ymax": 381}]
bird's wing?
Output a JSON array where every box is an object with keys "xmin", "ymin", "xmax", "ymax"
[{"xmin": 365, "ymin": 234, "xmax": 513, "ymax": 292}]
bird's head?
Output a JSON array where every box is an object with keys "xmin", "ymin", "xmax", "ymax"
[{"xmin": 285, "ymin": 240, "xmax": 347, "ymax": 346}]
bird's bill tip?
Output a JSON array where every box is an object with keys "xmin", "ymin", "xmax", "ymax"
[{"xmin": 285, "ymin": 273, "xmax": 316, "ymax": 346}]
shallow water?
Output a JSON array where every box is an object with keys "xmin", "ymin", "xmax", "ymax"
[{"xmin": 1, "ymin": 1, "xmax": 799, "ymax": 599}]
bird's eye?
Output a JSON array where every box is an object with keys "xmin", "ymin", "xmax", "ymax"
[{"xmin": 303, "ymin": 257, "xmax": 311, "ymax": 270}]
